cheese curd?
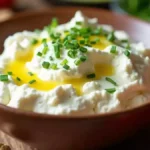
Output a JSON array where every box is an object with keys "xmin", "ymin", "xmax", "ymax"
[{"xmin": 0, "ymin": 11, "xmax": 150, "ymax": 115}]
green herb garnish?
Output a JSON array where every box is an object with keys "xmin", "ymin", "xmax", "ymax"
[
  {"xmin": 54, "ymin": 43, "xmax": 61, "ymax": 58},
  {"xmin": 0, "ymin": 75, "xmax": 8, "ymax": 82},
  {"xmin": 105, "ymin": 77, "xmax": 117, "ymax": 86},
  {"xmin": 49, "ymin": 56, "xmax": 54, "ymax": 61},
  {"xmin": 105, "ymin": 88, "xmax": 116, "ymax": 94},
  {"xmin": 80, "ymin": 55, "xmax": 87, "ymax": 62},
  {"xmin": 76, "ymin": 21, "xmax": 82, "ymax": 25},
  {"xmin": 126, "ymin": 43, "xmax": 131, "ymax": 49},
  {"xmin": 29, "ymin": 79, "xmax": 36, "ymax": 84},
  {"xmin": 68, "ymin": 50, "xmax": 77, "ymax": 58},
  {"xmin": 74, "ymin": 59, "xmax": 81, "ymax": 66},
  {"xmin": 42, "ymin": 38, "xmax": 47, "ymax": 43},
  {"xmin": 50, "ymin": 63, "xmax": 58, "ymax": 70},
  {"xmin": 16, "ymin": 77, "xmax": 21, "ymax": 81},
  {"xmin": 63, "ymin": 64, "xmax": 70, "ymax": 70},
  {"xmin": 34, "ymin": 29, "xmax": 41, "ymax": 34},
  {"xmin": 51, "ymin": 18, "xmax": 58, "ymax": 28},
  {"xmin": 42, "ymin": 61, "xmax": 50, "ymax": 69},
  {"xmin": 61, "ymin": 59, "xmax": 68, "ymax": 65},
  {"xmin": 87, "ymin": 73, "xmax": 96, "ymax": 79},
  {"xmin": 37, "ymin": 52, "xmax": 42, "ymax": 57},
  {"xmin": 31, "ymin": 39, "xmax": 38, "ymax": 45},
  {"xmin": 79, "ymin": 40, "xmax": 85, "ymax": 44},
  {"xmin": 124, "ymin": 49, "xmax": 130, "ymax": 57},
  {"xmin": 42, "ymin": 44, "xmax": 49, "ymax": 55},
  {"xmin": 107, "ymin": 31, "xmax": 115, "ymax": 42},
  {"xmin": 79, "ymin": 47, "xmax": 87, "ymax": 53},
  {"xmin": 94, "ymin": 37, "xmax": 100, "ymax": 42},
  {"xmin": 110, "ymin": 45, "xmax": 117, "ymax": 54},
  {"xmin": 7, "ymin": 72, "xmax": 12, "ymax": 75},
  {"xmin": 28, "ymin": 72, "xmax": 34, "ymax": 76},
  {"xmin": 92, "ymin": 27, "xmax": 103, "ymax": 35},
  {"xmin": 90, "ymin": 41, "xmax": 97, "ymax": 45}
]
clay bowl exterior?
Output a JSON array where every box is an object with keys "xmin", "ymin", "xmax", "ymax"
[{"xmin": 0, "ymin": 7, "xmax": 150, "ymax": 150}]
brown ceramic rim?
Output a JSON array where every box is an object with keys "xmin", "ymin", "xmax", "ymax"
[{"xmin": 0, "ymin": 6, "xmax": 150, "ymax": 119}]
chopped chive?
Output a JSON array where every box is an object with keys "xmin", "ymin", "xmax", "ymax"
[
  {"xmin": 63, "ymin": 40, "xmax": 69, "ymax": 47},
  {"xmin": 126, "ymin": 43, "xmax": 131, "ymax": 49},
  {"xmin": 50, "ymin": 33, "xmax": 61, "ymax": 40},
  {"xmin": 29, "ymin": 79, "xmax": 36, "ymax": 84},
  {"xmin": 16, "ymin": 77, "xmax": 21, "ymax": 81},
  {"xmin": 64, "ymin": 30, "xmax": 69, "ymax": 33},
  {"xmin": 54, "ymin": 43, "xmax": 61, "ymax": 58},
  {"xmin": 0, "ymin": 75, "xmax": 8, "ymax": 82},
  {"xmin": 63, "ymin": 64, "xmax": 70, "ymax": 70},
  {"xmin": 105, "ymin": 88, "xmax": 116, "ymax": 94},
  {"xmin": 105, "ymin": 77, "xmax": 117, "ymax": 86},
  {"xmin": 90, "ymin": 37, "xmax": 100, "ymax": 45},
  {"xmin": 34, "ymin": 29, "xmax": 41, "ymax": 34},
  {"xmin": 80, "ymin": 27, "xmax": 91, "ymax": 35},
  {"xmin": 94, "ymin": 37, "xmax": 100, "ymax": 42},
  {"xmin": 85, "ymin": 44, "xmax": 92, "ymax": 47},
  {"xmin": 8, "ymin": 72, "xmax": 12, "ymax": 75},
  {"xmin": 50, "ymin": 33, "xmax": 56, "ymax": 39},
  {"xmin": 67, "ymin": 35, "xmax": 76, "ymax": 41},
  {"xmin": 79, "ymin": 47, "xmax": 87, "ymax": 53},
  {"xmin": 64, "ymin": 41, "xmax": 78, "ymax": 49},
  {"xmin": 83, "ymin": 34, "xmax": 90, "ymax": 39},
  {"xmin": 87, "ymin": 73, "xmax": 96, "ymax": 79},
  {"xmin": 42, "ymin": 39, "xmax": 48, "ymax": 55},
  {"xmin": 61, "ymin": 59, "xmax": 68, "ymax": 65},
  {"xmin": 28, "ymin": 72, "xmax": 34, "ymax": 76},
  {"xmin": 31, "ymin": 39, "xmax": 38, "ymax": 45},
  {"xmin": 107, "ymin": 32, "xmax": 115, "ymax": 42},
  {"xmin": 71, "ymin": 40, "xmax": 79, "ymax": 49},
  {"xmin": 50, "ymin": 63, "xmax": 58, "ymax": 70},
  {"xmin": 37, "ymin": 52, "xmax": 42, "ymax": 57},
  {"xmin": 71, "ymin": 27, "xmax": 79, "ymax": 32},
  {"xmin": 49, "ymin": 56, "xmax": 54, "ymax": 61},
  {"xmin": 74, "ymin": 59, "xmax": 81, "ymax": 66},
  {"xmin": 51, "ymin": 18, "xmax": 58, "ymax": 28},
  {"xmin": 90, "ymin": 41, "xmax": 97, "ymax": 45},
  {"xmin": 79, "ymin": 40, "xmax": 85, "ymax": 44},
  {"xmin": 42, "ymin": 45, "xmax": 49, "ymax": 55},
  {"xmin": 42, "ymin": 61, "xmax": 50, "ymax": 69},
  {"xmin": 76, "ymin": 21, "xmax": 82, "ymax": 25},
  {"xmin": 64, "ymin": 39, "xmax": 79, "ymax": 49},
  {"xmin": 84, "ymin": 38, "xmax": 89, "ymax": 44},
  {"xmin": 121, "ymin": 39, "xmax": 129, "ymax": 43},
  {"xmin": 42, "ymin": 38, "xmax": 47, "ymax": 43},
  {"xmin": 124, "ymin": 49, "xmax": 130, "ymax": 57},
  {"xmin": 80, "ymin": 55, "xmax": 87, "ymax": 62},
  {"xmin": 110, "ymin": 45, "xmax": 117, "ymax": 54},
  {"xmin": 92, "ymin": 28, "xmax": 103, "ymax": 35},
  {"xmin": 68, "ymin": 50, "xmax": 77, "ymax": 58}
]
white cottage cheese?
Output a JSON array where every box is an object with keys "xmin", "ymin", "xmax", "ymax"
[{"xmin": 0, "ymin": 11, "xmax": 150, "ymax": 115}]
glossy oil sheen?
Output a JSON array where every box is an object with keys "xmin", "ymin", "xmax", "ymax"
[{"xmin": 4, "ymin": 35, "xmax": 113, "ymax": 94}]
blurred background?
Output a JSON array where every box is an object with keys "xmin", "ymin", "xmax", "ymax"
[{"xmin": 0, "ymin": 0, "xmax": 150, "ymax": 22}]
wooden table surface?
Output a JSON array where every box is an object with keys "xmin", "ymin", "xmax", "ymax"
[
  {"xmin": 0, "ymin": 127, "xmax": 150, "ymax": 150},
  {"xmin": 0, "ymin": 131, "xmax": 36, "ymax": 150}
]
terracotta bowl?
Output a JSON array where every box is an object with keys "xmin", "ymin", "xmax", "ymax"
[{"xmin": 0, "ymin": 7, "xmax": 150, "ymax": 150}]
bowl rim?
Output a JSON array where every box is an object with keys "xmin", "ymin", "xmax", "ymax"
[
  {"xmin": 1, "ymin": 6, "xmax": 150, "ymax": 26},
  {"xmin": 0, "ymin": 6, "xmax": 150, "ymax": 120}
]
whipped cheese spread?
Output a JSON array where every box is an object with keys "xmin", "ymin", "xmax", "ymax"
[{"xmin": 0, "ymin": 11, "xmax": 150, "ymax": 115}]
